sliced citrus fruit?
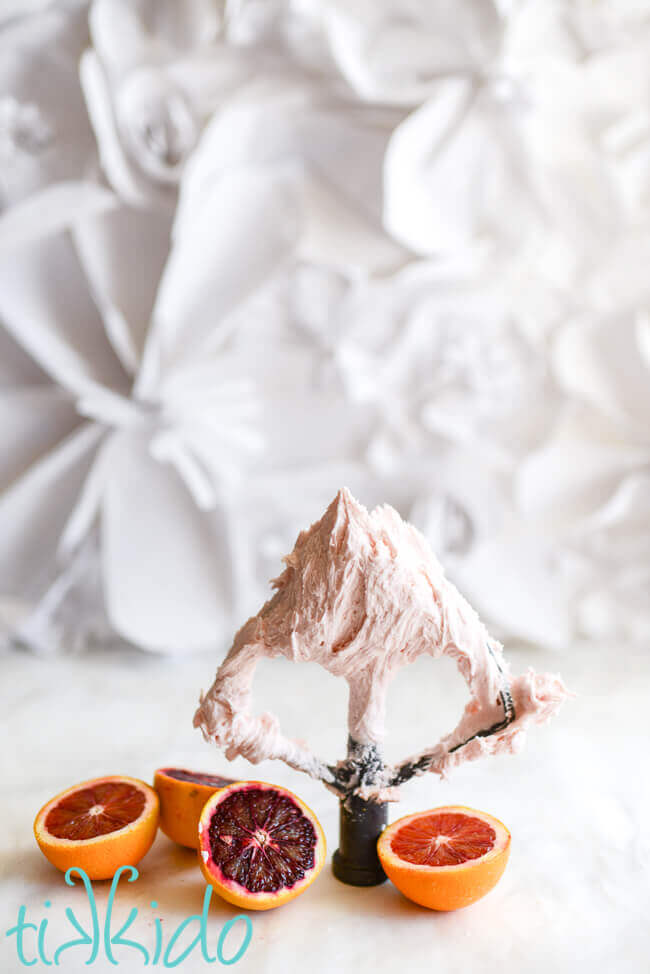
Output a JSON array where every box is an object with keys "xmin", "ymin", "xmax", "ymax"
[
  {"xmin": 34, "ymin": 775, "xmax": 159, "ymax": 880},
  {"xmin": 377, "ymin": 805, "xmax": 511, "ymax": 911},
  {"xmin": 198, "ymin": 781, "xmax": 326, "ymax": 910},
  {"xmin": 154, "ymin": 767, "xmax": 236, "ymax": 849}
]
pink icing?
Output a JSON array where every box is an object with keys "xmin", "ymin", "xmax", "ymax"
[{"xmin": 194, "ymin": 488, "xmax": 570, "ymax": 799}]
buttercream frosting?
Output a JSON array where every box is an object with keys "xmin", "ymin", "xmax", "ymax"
[{"xmin": 194, "ymin": 488, "xmax": 569, "ymax": 799}]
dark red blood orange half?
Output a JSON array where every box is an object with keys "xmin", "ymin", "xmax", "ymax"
[{"xmin": 198, "ymin": 781, "xmax": 326, "ymax": 910}]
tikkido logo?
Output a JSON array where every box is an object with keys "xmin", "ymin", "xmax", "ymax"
[{"xmin": 5, "ymin": 866, "xmax": 253, "ymax": 967}]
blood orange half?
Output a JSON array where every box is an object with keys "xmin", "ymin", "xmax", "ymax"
[
  {"xmin": 198, "ymin": 781, "xmax": 326, "ymax": 910},
  {"xmin": 34, "ymin": 776, "xmax": 159, "ymax": 880},
  {"xmin": 154, "ymin": 767, "xmax": 236, "ymax": 849},
  {"xmin": 377, "ymin": 805, "xmax": 510, "ymax": 911}
]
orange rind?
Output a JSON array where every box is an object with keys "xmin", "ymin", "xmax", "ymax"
[
  {"xmin": 154, "ymin": 767, "xmax": 235, "ymax": 849},
  {"xmin": 34, "ymin": 775, "xmax": 159, "ymax": 880},
  {"xmin": 378, "ymin": 805, "xmax": 510, "ymax": 911}
]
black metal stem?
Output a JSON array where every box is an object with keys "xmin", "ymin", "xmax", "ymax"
[
  {"xmin": 332, "ymin": 792, "xmax": 388, "ymax": 886},
  {"xmin": 331, "ymin": 736, "xmax": 388, "ymax": 886}
]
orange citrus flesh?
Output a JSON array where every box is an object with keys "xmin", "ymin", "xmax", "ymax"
[
  {"xmin": 34, "ymin": 776, "xmax": 159, "ymax": 880},
  {"xmin": 154, "ymin": 767, "xmax": 235, "ymax": 849},
  {"xmin": 377, "ymin": 805, "xmax": 510, "ymax": 911},
  {"xmin": 198, "ymin": 781, "xmax": 326, "ymax": 911}
]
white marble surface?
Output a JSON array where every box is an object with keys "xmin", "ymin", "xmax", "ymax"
[{"xmin": 1, "ymin": 640, "xmax": 648, "ymax": 973}]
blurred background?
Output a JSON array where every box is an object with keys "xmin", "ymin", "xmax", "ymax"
[{"xmin": 1, "ymin": 0, "xmax": 649, "ymax": 661}]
